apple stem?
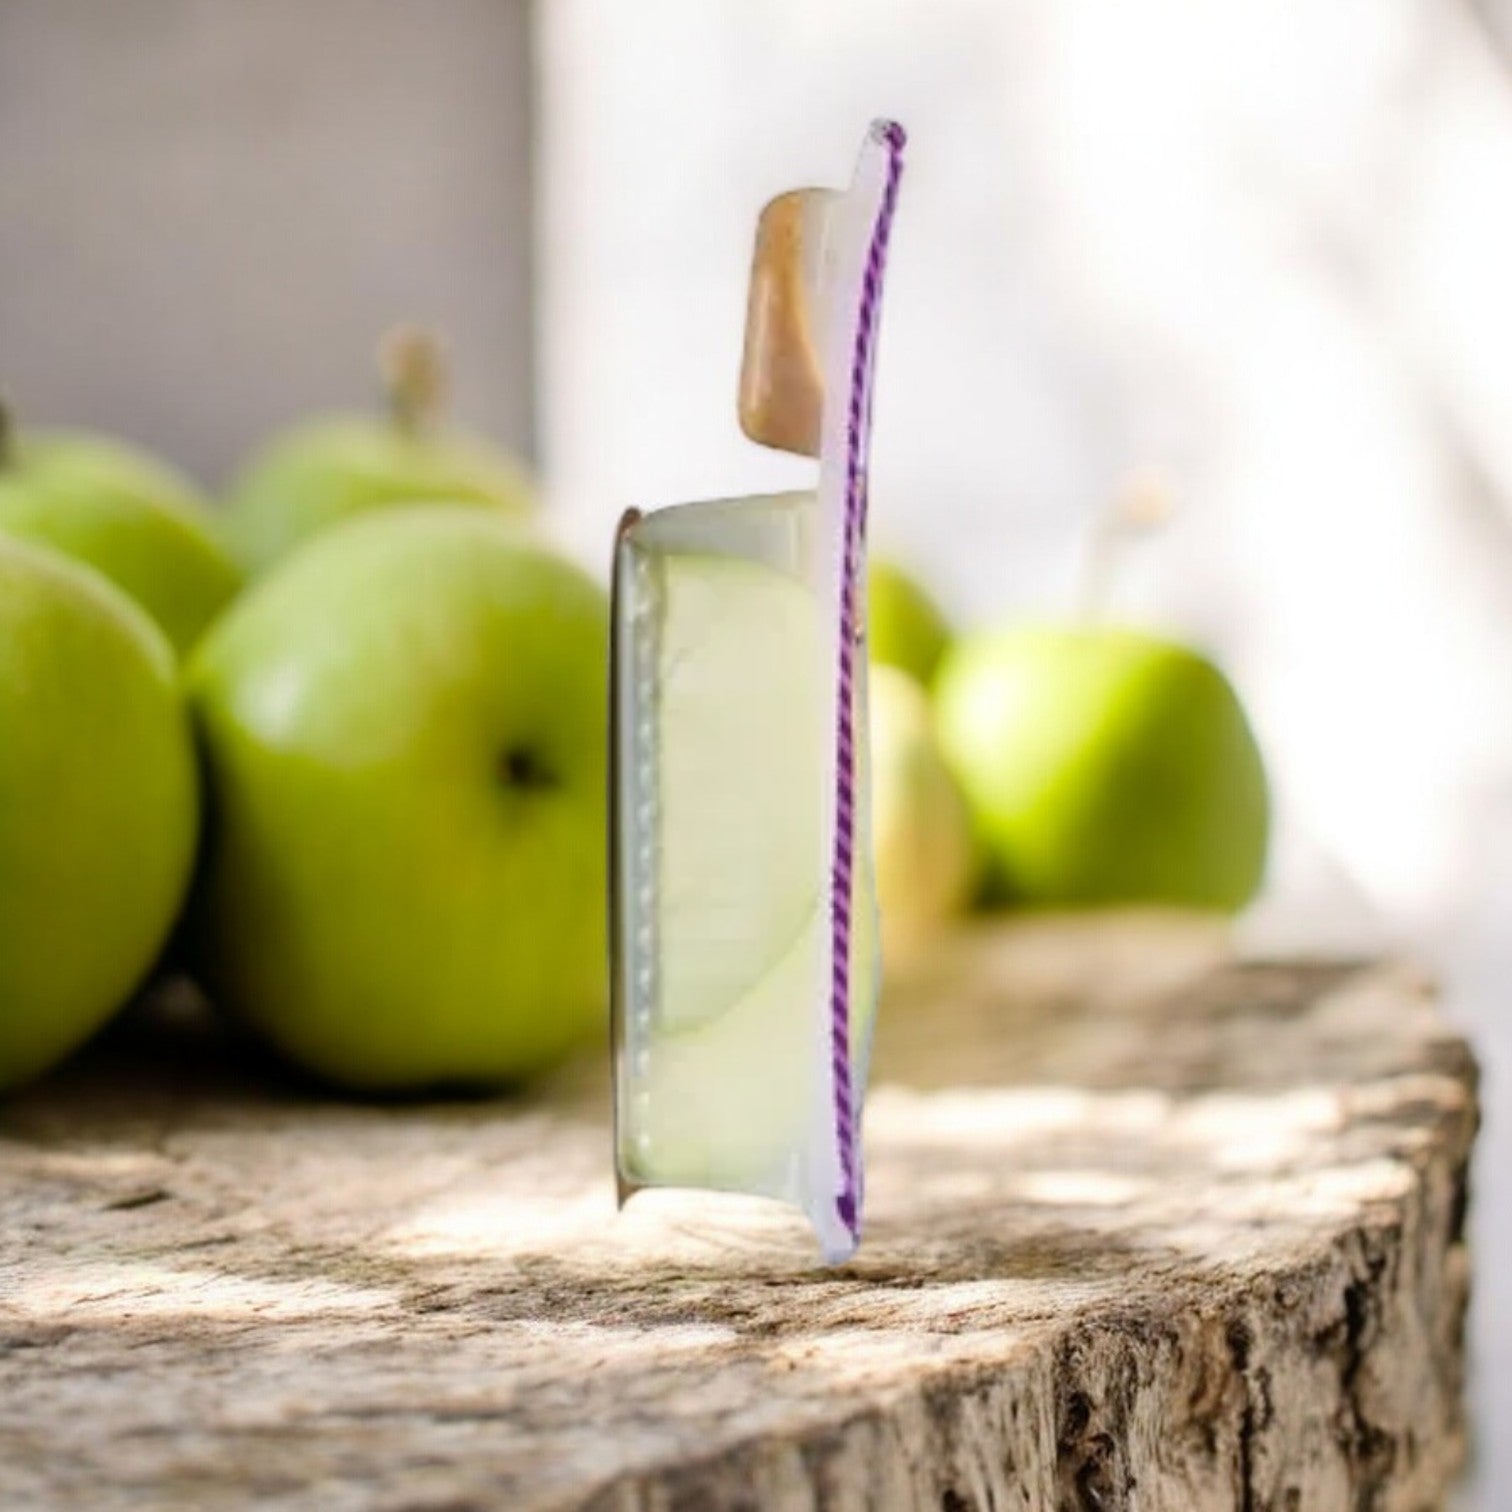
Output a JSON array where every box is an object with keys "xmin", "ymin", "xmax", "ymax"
[
  {"xmin": 379, "ymin": 325, "xmax": 448, "ymax": 436},
  {"xmin": 1076, "ymin": 471, "xmax": 1175, "ymax": 622}
]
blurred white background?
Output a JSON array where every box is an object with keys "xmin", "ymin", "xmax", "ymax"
[
  {"xmin": 539, "ymin": 0, "xmax": 1512, "ymax": 952},
  {"xmin": 536, "ymin": 3, "xmax": 1512, "ymax": 1497}
]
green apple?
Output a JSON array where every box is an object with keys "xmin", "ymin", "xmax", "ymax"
[
  {"xmin": 868, "ymin": 665, "xmax": 975, "ymax": 965},
  {"xmin": 222, "ymin": 329, "xmax": 533, "ymax": 575},
  {"xmin": 0, "ymin": 416, "xmax": 242, "ymax": 656},
  {"xmin": 935, "ymin": 627, "xmax": 1268, "ymax": 910},
  {"xmin": 0, "ymin": 538, "xmax": 198, "ymax": 1092},
  {"xmin": 187, "ymin": 506, "xmax": 608, "ymax": 1090},
  {"xmin": 868, "ymin": 558, "xmax": 951, "ymax": 685}
]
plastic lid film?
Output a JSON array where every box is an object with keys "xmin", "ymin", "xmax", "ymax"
[{"xmin": 610, "ymin": 121, "xmax": 906, "ymax": 1262}]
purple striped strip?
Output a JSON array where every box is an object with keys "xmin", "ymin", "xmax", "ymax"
[{"xmin": 828, "ymin": 119, "xmax": 906, "ymax": 1245}]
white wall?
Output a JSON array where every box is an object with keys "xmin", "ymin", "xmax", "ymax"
[{"xmin": 537, "ymin": 0, "xmax": 1512, "ymax": 952}]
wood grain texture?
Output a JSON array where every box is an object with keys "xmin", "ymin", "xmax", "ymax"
[{"xmin": 0, "ymin": 917, "xmax": 1477, "ymax": 1511}]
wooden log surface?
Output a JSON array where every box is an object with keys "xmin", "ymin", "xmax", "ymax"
[{"xmin": 0, "ymin": 916, "xmax": 1478, "ymax": 1511}]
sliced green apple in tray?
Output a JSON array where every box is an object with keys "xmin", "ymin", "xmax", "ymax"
[{"xmin": 613, "ymin": 494, "xmax": 877, "ymax": 1201}]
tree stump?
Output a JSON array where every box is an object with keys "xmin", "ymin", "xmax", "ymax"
[{"xmin": 0, "ymin": 917, "xmax": 1477, "ymax": 1511}]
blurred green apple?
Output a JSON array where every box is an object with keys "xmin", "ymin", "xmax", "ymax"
[
  {"xmin": 0, "ymin": 538, "xmax": 198, "ymax": 1092},
  {"xmin": 868, "ymin": 559, "xmax": 951, "ymax": 685},
  {"xmin": 935, "ymin": 627, "xmax": 1268, "ymax": 911},
  {"xmin": 0, "ymin": 414, "xmax": 242, "ymax": 656},
  {"xmin": 222, "ymin": 327, "xmax": 532, "ymax": 575},
  {"xmin": 869, "ymin": 665, "xmax": 975, "ymax": 966},
  {"xmin": 188, "ymin": 506, "xmax": 608, "ymax": 1090}
]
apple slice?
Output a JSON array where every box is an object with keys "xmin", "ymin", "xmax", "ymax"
[
  {"xmin": 642, "ymin": 544, "xmax": 826, "ymax": 1035},
  {"xmin": 615, "ymin": 535, "xmax": 884, "ymax": 1195},
  {"xmin": 628, "ymin": 892, "xmax": 823, "ymax": 1191}
]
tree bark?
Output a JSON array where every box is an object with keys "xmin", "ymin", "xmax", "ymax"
[{"xmin": 0, "ymin": 916, "xmax": 1476, "ymax": 1510}]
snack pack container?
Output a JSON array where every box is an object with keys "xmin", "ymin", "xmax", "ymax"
[{"xmin": 610, "ymin": 121, "xmax": 906, "ymax": 1262}]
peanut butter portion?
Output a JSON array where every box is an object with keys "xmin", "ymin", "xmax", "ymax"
[{"xmin": 739, "ymin": 189, "xmax": 834, "ymax": 457}]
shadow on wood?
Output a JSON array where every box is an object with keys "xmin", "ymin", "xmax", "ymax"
[{"xmin": 0, "ymin": 915, "xmax": 1476, "ymax": 1511}]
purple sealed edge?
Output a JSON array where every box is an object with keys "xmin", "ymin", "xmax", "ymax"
[{"xmin": 827, "ymin": 119, "xmax": 906, "ymax": 1248}]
